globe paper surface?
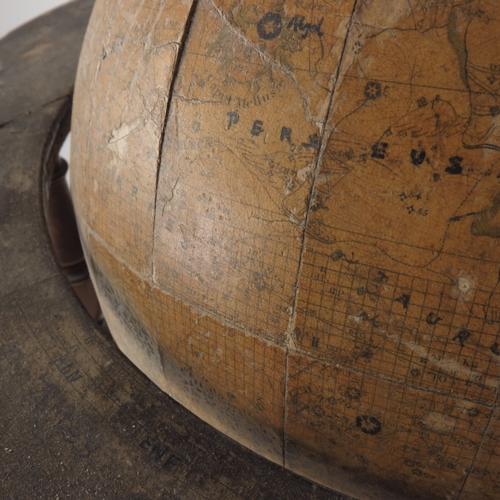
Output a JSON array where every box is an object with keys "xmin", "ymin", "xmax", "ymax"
[{"xmin": 71, "ymin": 1, "xmax": 500, "ymax": 498}]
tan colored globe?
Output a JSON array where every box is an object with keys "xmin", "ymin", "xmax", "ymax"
[{"xmin": 71, "ymin": 1, "xmax": 500, "ymax": 499}]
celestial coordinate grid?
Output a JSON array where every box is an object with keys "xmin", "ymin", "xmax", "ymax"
[{"xmin": 71, "ymin": 1, "xmax": 500, "ymax": 499}]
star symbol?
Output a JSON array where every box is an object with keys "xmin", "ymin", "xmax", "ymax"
[
  {"xmin": 491, "ymin": 106, "xmax": 500, "ymax": 117},
  {"xmin": 363, "ymin": 81, "xmax": 382, "ymax": 100},
  {"xmin": 417, "ymin": 97, "xmax": 428, "ymax": 108}
]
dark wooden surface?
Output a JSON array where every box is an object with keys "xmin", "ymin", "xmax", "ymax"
[{"xmin": 0, "ymin": 2, "xmax": 352, "ymax": 498}]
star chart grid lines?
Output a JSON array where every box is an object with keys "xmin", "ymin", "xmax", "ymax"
[
  {"xmin": 156, "ymin": 288, "xmax": 286, "ymax": 417},
  {"xmin": 154, "ymin": 177, "xmax": 304, "ymax": 343},
  {"xmin": 294, "ymin": 247, "xmax": 500, "ymax": 406},
  {"xmin": 286, "ymin": 352, "xmax": 490, "ymax": 497},
  {"xmin": 458, "ymin": 407, "xmax": 500, "ymax": 499}
]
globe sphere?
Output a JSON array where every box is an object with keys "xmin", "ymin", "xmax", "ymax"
[{"xmin": 71, "ymin": 1, "xmax": 500, "ymax": 499}]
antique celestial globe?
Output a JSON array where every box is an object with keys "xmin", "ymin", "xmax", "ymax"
[{"xmin": 71, "ymin": 1, "xmax": 500, "ymax": 499}]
